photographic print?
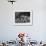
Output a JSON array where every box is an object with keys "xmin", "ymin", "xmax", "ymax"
[{"xmin": 15, "ymin": 10, "xmax": 32, "ymax": 26}]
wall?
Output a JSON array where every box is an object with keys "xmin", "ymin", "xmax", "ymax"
[{"xmin": 0, "ymin": 0, "xmax": 46, "ymax": 41}]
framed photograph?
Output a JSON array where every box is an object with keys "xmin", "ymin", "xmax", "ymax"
[{"xmin": 15, "ymin": 10, "xmax": 33, "ymax": 26}]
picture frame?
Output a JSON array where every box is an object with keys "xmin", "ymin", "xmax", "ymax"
[{"xmin": 15, "ymin": 10, "xmax": 33, "ymax": 26}]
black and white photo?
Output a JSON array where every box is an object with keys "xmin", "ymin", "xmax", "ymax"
[{"xmin": 15, "ymin": 11, "xmax": 32, "ymax": 26}]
